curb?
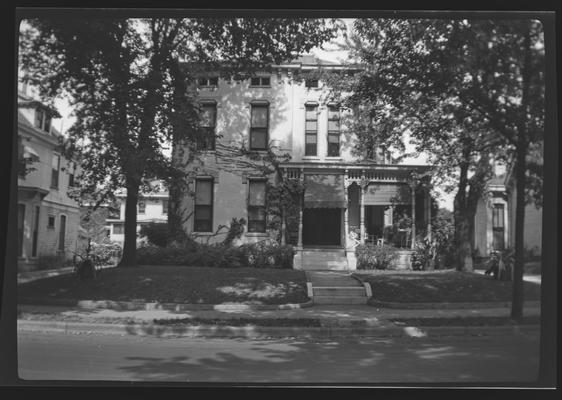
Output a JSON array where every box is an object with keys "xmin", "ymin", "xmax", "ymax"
[
  {"xmin": 17, "ymin": 319, "xmax": 541, "ymax": 339},
  {"xmin": 18, "ymin": 297, "xmax": 314, "ymax": 311},
  {"xmin": 367, "ymin": 299, "xmax": 542, "ymax": 309}
]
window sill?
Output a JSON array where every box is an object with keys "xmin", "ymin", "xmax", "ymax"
[{"xmin": 325, "ymin": 156, "xmax": 342, "ymax": 160}]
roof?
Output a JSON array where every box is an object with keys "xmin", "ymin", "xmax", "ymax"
[{"xmin": 290, "ymin": 54, "xmax": 339, "ymax": 66}]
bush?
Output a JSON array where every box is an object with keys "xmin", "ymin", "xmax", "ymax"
[
  {"xmin": 356, "ymin": 243, "xmax": 398, "ymax": 270},
  {"xmin": 139, "ymin": 222, "xmax": 172, "ymax": 247},
  {"xmin": 136, "ymin": 241, "xmax": 295, "ymax": 269},
  {"xmin": 90, "ymin": 242, "xmax": 122, "ymax": 266},
  {"xmin": 411, "ymin": 235, "xmax": 436, "ymax": 271}
]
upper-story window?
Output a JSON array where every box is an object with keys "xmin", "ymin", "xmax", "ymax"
[
  {"xmin": 248, "ymin": 180, "xmax": 267, "ymax": 233},
  {"xmin": 327, "ymin": 105, "xmax": 341, "ymax": 157},
  {"xmin": 194, "ymin": 178, "xmax": 214, "ymax": 232},
  {"xmin": 34, "ymin": 109, "xmax": 51, "ymax": 133},
  {"xmin": 250, "ymin": 76, "xmax": 271, "ymax": 87},
  {"xmin": 250, "ymin": 103, "xmax": 269, "ymax": 151},
  {"xmin": 198, "ymin": 77, "xmax": 219, "ymax": 88},
  {"xmin": 197, "ymin": 102, "xmax": 217, "ymax": 151},
  {"xmin": 305, "ymin": 104, "xmax": 318, "ymax": 156},
  {"xmin": 138, "ymin": 201, "xmax": 146, "ymax": 214},
  {"xmin": 51, "ymin": 154, "xmax": 60, "ymax": 189},
  {"xmin": 68, "ymin": 162, "xmax": 76, "ymax": 187},
  {"xmin": 305, "ymin": 79, "xmax": 319, "ymax": 88}
]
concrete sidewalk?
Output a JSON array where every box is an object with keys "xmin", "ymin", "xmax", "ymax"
[{"xmin": 17, "ymin": 302, "xmax": 541, "ymax": 339}]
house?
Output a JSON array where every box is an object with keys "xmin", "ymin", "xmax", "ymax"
[
  {"xmin": 173, "ymin": 55, "xmax": 433, "ymax": 270},
  {"xmin": 106, "ymin": 181, "xmax": 169, "ymax": 244},
  {"xmin": 17, "ymin": 80, "xmax": 80, "ymax": 271},
  {"xmin": 473, "ymin": 162, "xmax": 542, "ymax": 259}
]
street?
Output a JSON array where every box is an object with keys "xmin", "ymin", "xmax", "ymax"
[{"xmin": 17, "ymin": 330, "xmax": 539, "ymax": 384}]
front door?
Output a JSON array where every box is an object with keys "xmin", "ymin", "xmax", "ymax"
[
  {"xmin": 302, "ymin": 208, "xmax": 341, "ymax": 246},
  {"xmin": 58, "ymin": 215, "xmax": 66, "ymax": 253},
  {"xmin": 366, "ymin": 205, "xmax": 385, "ymax": 241}
]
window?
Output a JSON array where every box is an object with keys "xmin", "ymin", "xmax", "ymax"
[
  {"xmin": 58, "ymin": 215, "xmax": 66, "ymax": 252},
  {"xmin": 250, "ymin": 76, "xmax": 271, "ymax": 87},
  {"xmin": 113, "ymin": 223, "xmax": 124, "ymax": 235},
  {"xmin": 250, "ymin": 103, "xmax": 269, "ymax": 150},
  {"xmin": 492, "ymin": 203, "xmax": 505, "ymax": 251},
  {"xmin": 305, "ymin": 79, "xmax": 319, "ymax": 88},
  {"xmin": 305, "ymin": 104, "xmax": 318, "ymax": 156},
  {"xmin": 327, "ymin": 105, "xmax": 341, "ymax": 157},
  {"xmin": 47, "ymin": 215, "xmax": 55, "ymax": 229},
  {"xmin": 68, "ymin": 163, "xmax": 75, "ymax": 187},
  {"xmin": 51, "ymin": 154, "xmax": 60, "ymax": 189},
  {"xmin": 162, "ymin": 199, "xmax": 168, "ymax": 215},
  {"xmin": 34, "ymin": 109, "xmax": 51, "ymax": 133},
  {"xmin": 197, "ymin": 102, "xmax": 217, "ymax": 151},
  {"xmin": 248, "ymin": 180, "xmax": 266, "ymax": 233},
  {"xmin": 197, "ymin": 77, "xmax": 218, "ymax": 87},
  {"xmin": 32, "ymin": 206, "xmax": 40, "ymax": 257},
  {"xmin": 138, "ymin": 201, "xmax": 146, "ymax": 214},
  {"xmin": 194, "ymin": 178, "xmax": 213, "ymax": 232}
]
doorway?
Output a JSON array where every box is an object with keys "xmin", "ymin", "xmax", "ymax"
[
  {"xmin": 302, "ymin": 208, "xmax": 341, "ymax": 246},
  {"xmin": 365, "ymin": 205, "xmax": 385, "ymax": 241}
]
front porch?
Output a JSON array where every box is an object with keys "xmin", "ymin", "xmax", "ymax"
[{"xmin": 280, "ymin": 162, "xmax": 432, "ymax": 270}]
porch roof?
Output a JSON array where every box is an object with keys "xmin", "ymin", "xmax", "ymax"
[{"xmin": 304, "ymin": 174, "xmax": 346, "ymax": 209}]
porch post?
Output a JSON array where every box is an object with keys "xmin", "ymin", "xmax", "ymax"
[
  {"xmin": 425, "ymin": 187, "xmax": 432, "ymax": 241},
  {"xmin": 281, "ymin": 168, "xmax": 286, "ymax": 245},
  {"xmin": 411, "ymin": 184, "xmax": 416, "ymax": 249},
  {"xmin": 297, "ymin": 168, "xmax": 304, "ymax": 248},
  {"xmin": 343, "ymin": 169, "xmax": 349, "ymax": 248},
  {"xmin": 360, "ymin": 170, "xmax": 366, "ymax": 244}
]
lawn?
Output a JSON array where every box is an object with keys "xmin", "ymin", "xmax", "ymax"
[
  {"xmin": 353, "ymin": 269, "xmax": 541, "ymax": 303},
  {"xmin": 18, "ymin": 266, "xmax": 310, "ymax": 305}
]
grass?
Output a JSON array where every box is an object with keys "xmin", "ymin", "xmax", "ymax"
[
  {"xmin": 17, "ymin": 265, "xmax": 309, "ymax": 305},
  {"xmin": 354, "ymin": 269, "xmax": 541, "ymax": 303}
]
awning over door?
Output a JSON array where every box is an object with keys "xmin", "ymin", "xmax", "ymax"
[
  {"xmin": 304, "ymin": 174, "xmax": 346, "ymax": 209},
  {"xmin": 364, "ymin": 183, "xmax": 412, "ymax": 205}
]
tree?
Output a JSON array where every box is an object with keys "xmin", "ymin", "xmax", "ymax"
[
  {"xmin": 19, "ymin": 16, "xmax": 342, "ymax": 267},
  {"xmin": 333, "ymin": 19, "xmax": 544, "ymax": 318}
]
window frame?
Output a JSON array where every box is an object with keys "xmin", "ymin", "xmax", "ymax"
[
  {"xmin": 327, "ymin": 104, "xmax": 341, "ymax": 157},
  {"xmin": 194, "ymin": 178, "xmax": 214, "ymax": 232},
  {"xmin": 247, "ymin": 179, "xmax": 267, "ymax": 233},
  {"xmin": 51, "ymin": 153, "xmax": 60, "ymax": 189},
  {"xmin": 113, "ymin": 223, "xmax": 124, "ymax": 235},
  {"xmin": 197, "ymin": 76, "xmax": 219, "ymax": 88},
  {"xmin": 197, "ymin": 101, "xmax": 217, "ymax": 151},
  {"xmin": 249, "ymin": 103, "xmax": 269, "ymax": 151},
  {"xmin": 162, "ymin": 199, "xmax": 169, "ymax": 215},
  {"xmin": 304, "ymin": 103, "xmax": 318, "ymax": 156},
  {"xmin": 249, "ymin": 76, "xmax": 271, "ymax": 88},
  {"xmin": 305, "ymin": 78, "xmax": 319, "ymax": 88},
  {"xmin": 47, "ymin": 215, "xmax": 56, "ymax": 230}
]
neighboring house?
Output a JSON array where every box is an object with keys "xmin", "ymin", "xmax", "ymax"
[
  {"xmin": 17, "ymin": 81, "xmax": 80, "ymax": 271},
  {"xmin": 107, "ymin": 182, "xmax": 169, "ymax": 244},
  {"xmin": 473, "ymin": 163, "xmax": 542, "ymax": 258},
  {"xmin": 174, "ymin": 55, "xmax": 433, "ymax": 270}
]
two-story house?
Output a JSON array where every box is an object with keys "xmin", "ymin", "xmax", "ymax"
[
  {"xmin": 173, "ymin": 55, "xmax": 433, "ymax": 270},
  {"xmin": 17, "ymin": 81, "xmax": 80, "ymax": 271},
  {"xmin": 106, "ymin": 182, "xmax": 169, "ymax": 244}
]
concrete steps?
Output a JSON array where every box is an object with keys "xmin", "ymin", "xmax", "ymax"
[{"xmin": 306, "ymin": 271, "xmax": 369, "ymax": 305}]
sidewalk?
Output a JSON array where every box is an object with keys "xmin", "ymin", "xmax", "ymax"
[{"xmin": 17, "ymin": 301, "xmax": 542, "ymax": 339}]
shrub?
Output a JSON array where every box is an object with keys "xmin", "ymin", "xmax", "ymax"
[
  {"xmin": 136, "ymin": 241, "xmax": 295, "ymax": 269},
  {"xmin": 356, "ymin": 243, "xmax": 398, "ymax": 270},
  {"xmin": 139, "ymin": 222, "xmax": 172, "ymax": 247},
  {"xmin": 90, "ymin": 242, "xmax": 122, "ymax": 266},
  {"xmin": 411, "ymin": 235, "xmax": 436, "ymax": 271}
]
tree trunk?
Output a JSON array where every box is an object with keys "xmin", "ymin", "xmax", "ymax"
[
  {"xmin": 511, "ymin": 142, "xmax": 527, "ymax": 319},
  {"xmin": 119, "ymin": 178, "xmax": 140, "ymax": 267},
  {"xmin": 453, "ymin": 162, "xmax": 474, "ymax": 272}
]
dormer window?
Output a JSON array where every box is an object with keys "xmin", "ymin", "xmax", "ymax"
[
  {"xmin": 197, "ymin": 77, "xmax": 219, "ymax": 87},
  {"xmin": 250, "ymin": 76, "xmax": 271, "ymax": 87},
  {"xmin": 34, "ymin": 109, "xmax": 51, "ymax": 133}
]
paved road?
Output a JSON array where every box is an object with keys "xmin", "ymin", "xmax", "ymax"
[{"xmin": 17, "ymin": 330, "xmax": 539, "ymax": 384}]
